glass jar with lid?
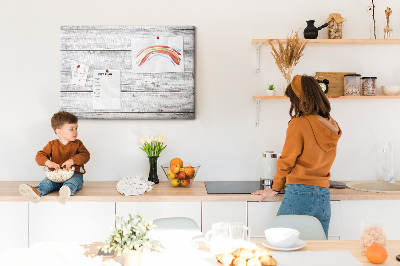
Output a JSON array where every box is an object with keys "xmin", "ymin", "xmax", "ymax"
[
  {"xmin": 344, "ymin": 74, "xmax": 361, "ymax": 96},
  {"xmin": 362, "ymin": 77, "xmax": 377, "ymax": 96},
  {"xmin": 261, "ymin": 151, "xmax": 279, "ymax": 187}
]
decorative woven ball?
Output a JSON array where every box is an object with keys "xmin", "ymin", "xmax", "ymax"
[{"xmin": 45, "ymin": 167, "xmax": 75, "ymax": 183}]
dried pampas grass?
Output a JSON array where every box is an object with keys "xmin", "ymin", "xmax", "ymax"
[{"xmin": 269, "ymin": 30, "xmax": 308, "ymax": 85}]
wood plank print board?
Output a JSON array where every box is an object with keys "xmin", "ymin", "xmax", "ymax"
[{"xmin": 60, "ymin": 26, "xmax": 195, "ymax": 119}]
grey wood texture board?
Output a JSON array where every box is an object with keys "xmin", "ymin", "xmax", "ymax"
[{"xmin": 60, "ymin": 26, "xmax": 195, "ymax": 119}]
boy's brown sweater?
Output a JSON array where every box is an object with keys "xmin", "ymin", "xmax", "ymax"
[
  {"xmin": 36, "ymin": 139, "xmax": 90, "ymax": 174},
  {"xmin": 272, "ymin": 115, "xmax": 342, "ymax": 192}
]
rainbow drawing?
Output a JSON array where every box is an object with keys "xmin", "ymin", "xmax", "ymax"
[{"xmin": 136, "ymin": 45, "xmax": 182, "ymax": 67}]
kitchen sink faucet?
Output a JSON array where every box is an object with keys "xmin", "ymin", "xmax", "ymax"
[{"xmin": 383, "ymin": 142, "xmax": 395, "ymax": 183}]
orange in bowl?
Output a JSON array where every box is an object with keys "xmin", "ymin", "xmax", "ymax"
[
  {"xmin": 170, "ymin": 158, "xmax": 183, "ymax": 168},
  {"xmin": 365, "ymin": 243, "xmax": 388, "ymax": 264}
]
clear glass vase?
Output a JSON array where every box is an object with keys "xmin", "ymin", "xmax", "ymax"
[{"xmin": 148, "ymin": 156, "xmax": 159, "ymax": 184}]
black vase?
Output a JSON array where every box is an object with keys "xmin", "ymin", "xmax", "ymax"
[
  {"xmin": 303, "ymin": 20, "xmax": 328, "ymax": 39},
  {"xmin": 148, "ymin": 156, "xmax": 159, "ymax": 184}
]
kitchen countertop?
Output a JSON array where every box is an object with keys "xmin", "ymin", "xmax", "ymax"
[{"xmin": 2, "ymin": 181, "xmax": 400, "ymax": 202}]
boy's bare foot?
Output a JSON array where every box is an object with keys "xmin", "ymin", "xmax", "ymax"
[
  {"xmin": 19, "ymin": 184, "xmax": 41, "ymax": 203},
  {"xmin": 58, "ymin": 186, "xmax": 71, "ymax": 204}
]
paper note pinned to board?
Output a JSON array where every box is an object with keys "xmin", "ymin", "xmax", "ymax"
[
  {"xmin": 93, "ymin": 70, "xmax": 121, "ymax": 110},
  {"xmin": 71, "ymin": 64, "xmax": 89, "ymax": 86}
]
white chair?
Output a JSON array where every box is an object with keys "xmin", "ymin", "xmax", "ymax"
[
  {"xmin": 152, "ymin": 217, "xmax": 204, "ymax": 248},
  {"xmin": 269, "ymin": 215, "xmax": 327, "ymax": 240}
]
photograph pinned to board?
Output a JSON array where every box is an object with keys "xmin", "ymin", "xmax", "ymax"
[
  {"xmin": 131, "ymin": 36, "xmax": 184, "ymax": 73},
  {"xmin": 70, "ymin": 64, "xmax": 89, "ymax": 86},
  {"xmin": 93, "ymin": 70, "xmax": 121, "ymax": 110}
]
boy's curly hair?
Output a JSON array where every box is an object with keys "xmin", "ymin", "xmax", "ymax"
[{"xmin": 51, "ymin": 111, "xmax": 78, "ymax": 132}]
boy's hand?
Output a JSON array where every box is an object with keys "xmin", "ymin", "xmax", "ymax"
[
  {"xmin": 45, "ymin": 160, "xmax": 60, "ymax": 170},
  {"xmin": 61, "ymin": 159, "xmax": 74, "ymax": 171}
]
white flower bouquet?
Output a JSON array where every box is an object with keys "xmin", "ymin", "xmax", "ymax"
[{"xmin": 139, "ymin": 135, "xmax": 167, "ymax": 157}]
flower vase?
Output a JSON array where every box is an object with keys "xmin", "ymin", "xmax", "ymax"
[
  {"xmin": 120, "ymin": 250, "xmax": 142, "ymax": 266},
  {"xmin": 148, "ymin": 156, "xmax": 159, "ymax": 184}
]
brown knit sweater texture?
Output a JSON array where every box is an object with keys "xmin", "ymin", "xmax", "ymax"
[
  {"xmin": 272, "ymin": 115, "xmax": 342, "ymax": 192},
  {"xmin": 36, "ymin": 139, "xmax": 90, "ymax": 174}
]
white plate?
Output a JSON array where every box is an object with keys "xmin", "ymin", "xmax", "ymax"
[{"xmin": 262, "ymin": 239, "xmax": 306, "ymax": 251}]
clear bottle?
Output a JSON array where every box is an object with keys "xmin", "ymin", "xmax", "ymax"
[
  {"xmin": 344, "ymin": 74, "xmax": 361, "ymax": 96},
  {"xmin": 261, "ymin": 151, "xmax": 279, "ymax": 187}
]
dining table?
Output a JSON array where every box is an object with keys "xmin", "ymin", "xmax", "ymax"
[{"xmin": 2, "ymin": 240, "xmax": 400, "ymax": 265}]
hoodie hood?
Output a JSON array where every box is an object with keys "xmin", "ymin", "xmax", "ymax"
[{"xmin": 305, "ymin": 115, "xmax": 342, "ymax": 152}]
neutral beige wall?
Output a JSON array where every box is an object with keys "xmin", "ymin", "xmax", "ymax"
[{"xmin": 1, "ymin": 0, "xmax": 400, "ymax": 182}]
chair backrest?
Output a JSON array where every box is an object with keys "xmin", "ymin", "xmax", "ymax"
[
  {"xmin": 269, "ymin": 215, "xmax": 327, "ymax": 240},
  {"xmin": 152, "ymin": 217, "xmax": 202, "ymax": 237}
]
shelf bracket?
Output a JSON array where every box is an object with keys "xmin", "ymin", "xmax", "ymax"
[
  {"xmin": 255, "ymin": 42, "xmax": 262, "ymax": 73},
  {"xmin": 255, "ymin": 99, "xmax": 260, "ymax": 126}
]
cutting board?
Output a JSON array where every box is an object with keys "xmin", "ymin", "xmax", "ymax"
[{"xmin": 315, "ymin": 72, "xmax": 356, "ymax": 96}]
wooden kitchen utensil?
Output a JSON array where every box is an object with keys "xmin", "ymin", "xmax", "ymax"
[{"xmin": 315, "ymin": 72, "xmax": 356, "ymax": 96}]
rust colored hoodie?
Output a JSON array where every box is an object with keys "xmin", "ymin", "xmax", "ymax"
[{"xmin": 272, "ymin": 115, "xmax": 342, "ymax": 192}]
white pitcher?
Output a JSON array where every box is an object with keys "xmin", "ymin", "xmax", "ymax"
[{"xmin": 205, "ymin": 222, "xmax": 233, "ymax": 255}]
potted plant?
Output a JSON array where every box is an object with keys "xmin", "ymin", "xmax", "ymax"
[
  {"xmin": 101, "ymin": 214, "xmax": 159, "ymax": 266},
  {"xmin": 267, "ymin": 84, "xmax": 276, "ymax": 96}
]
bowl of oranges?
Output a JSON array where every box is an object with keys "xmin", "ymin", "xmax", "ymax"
[{"xmin": 161, "ymin": 158, "xmax": 200, "ymax": 188}]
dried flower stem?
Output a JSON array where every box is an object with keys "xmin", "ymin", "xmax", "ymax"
[{"xmin": 269, "ymin": 30, "xmax": 308, "ymax": 85}]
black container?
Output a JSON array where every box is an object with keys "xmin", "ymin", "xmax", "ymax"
[{"xmin": 304, "ymin": 20, "xmax": 329, "ymax": 39}]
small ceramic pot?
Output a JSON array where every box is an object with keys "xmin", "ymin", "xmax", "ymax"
[
  {"xmin": 122, "ymin": 250, "xmax": 142, "ymax": 266},
  {"xmin": 266, "ymin": 90, "xmax": 276, "ymax": 96}
]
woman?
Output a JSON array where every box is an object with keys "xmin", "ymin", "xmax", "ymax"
[{"xmin": 252, "ymin": 75, "xmax": 342, "ymax": 238}]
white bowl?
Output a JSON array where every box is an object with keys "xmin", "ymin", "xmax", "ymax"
[
  {"xmin": 264, "ymin": 227, "xmax": 300, "ymax": 248},
  {"xmin": 382, "ymin": 85, "xmax": 400, "ymax": 96}
]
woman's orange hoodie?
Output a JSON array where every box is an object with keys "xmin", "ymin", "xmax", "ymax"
[{"xmin": 272, "ymin": 115, "xmax": 342, "ymax": 191}]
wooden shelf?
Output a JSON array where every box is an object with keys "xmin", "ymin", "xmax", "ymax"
[
  {"xmin": 253, "ymin": 95, "xmax": 400, "ymax": 99},
  {"xmin": 251, "ymin": 39, "xmax": 400, "ymax": 45}
]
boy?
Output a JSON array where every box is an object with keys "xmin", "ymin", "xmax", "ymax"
[{"xmin": 19, "ymin": 111, "xmax": 90, "ymax": 204}]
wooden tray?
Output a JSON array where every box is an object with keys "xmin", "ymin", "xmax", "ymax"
[{"xmin": 315, "ymin": 72, "xmax": 356, "ymax": 96}]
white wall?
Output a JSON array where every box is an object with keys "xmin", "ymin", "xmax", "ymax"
[{"xmin": 1, "ymin": 0, "xmax": 400, "ymax": 183}]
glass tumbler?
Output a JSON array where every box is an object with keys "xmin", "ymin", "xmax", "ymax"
[{"xmin": 360, "ymin": 219, "xmax": 387, "ymax": 254}]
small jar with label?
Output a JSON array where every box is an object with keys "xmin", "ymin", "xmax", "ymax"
[
  {"xmin": 362, "ymin": 77, "xmax": 377, "ymax": 96},
  {"xmin": 344, "ymin": 74, "xmax": 361, "ymax": 96}
]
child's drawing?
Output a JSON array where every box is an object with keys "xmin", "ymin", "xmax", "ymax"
[{"xmin": 131, "ymin": 36, "xmax": 184, "ymax": 73}]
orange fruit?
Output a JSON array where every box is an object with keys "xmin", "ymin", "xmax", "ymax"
[
  {"xmin": 365, "ymin": 244, "xmax": 388, "ymax": 264},
  {"xmin": 170, "ymin": 158, "xmax": 183, "ymax": 168}
]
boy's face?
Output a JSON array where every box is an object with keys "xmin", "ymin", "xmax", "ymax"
[{"xmin": 56, "ymin": 123, "xmax": 78, "ymax": 143}]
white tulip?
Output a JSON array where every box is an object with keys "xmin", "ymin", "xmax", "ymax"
[
  {"xmin": 139, "ymin": 137, "xmax": 146, "ymax": 144},
  {"xmin": 159, "ymin": 135, "xmax": 166, "ymax": 143},
  {"xmin": 146, "ymin": 137, "xmax": 151, "ymax": 143},
  {"xmin": 149, "ymin": 136, "xmax": 154, "ymax": 142},
  {"xmin": 154, "ymin": 136, "xmax": 159, "ymax": 142}
]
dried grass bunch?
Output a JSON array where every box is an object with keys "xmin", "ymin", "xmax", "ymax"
[{"xmin": 269, "ymin": 30, "xmax": 308, "ymax": 85}]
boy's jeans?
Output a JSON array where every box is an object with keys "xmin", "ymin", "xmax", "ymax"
[
  {"xmin": 36, "ymin": 173, "xmax": 84, "ymax": 196},
  {"xmin": 276, "ymin": 184, "xmax": 331, "ymax": 239}
]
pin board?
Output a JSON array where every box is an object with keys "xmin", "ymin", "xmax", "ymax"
[{"xmin": 60, "ymin": 26, "xmax": 195, "ymax": 119}]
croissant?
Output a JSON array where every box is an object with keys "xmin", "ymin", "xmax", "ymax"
[
  {"xmin": 247, "ymin": 258, "xmax": 262, "ymax": 266},
  {"xmin": 232, "ymin": 257, "xmax": 246, "ymax": 266},
  {"xmin": 216, "ymin": 253, "xmax": 235, "ymax": 266},
  {"xmin": 259, "ymin": 255, "xmax": 277, "ymax": 266},
  {"xmin": 252, "ymin": 248, "xmax": 271, "ymax": 259},
  {"xmin": 232, "ymin": 248, "xmax": 254, "ymax": 260}
]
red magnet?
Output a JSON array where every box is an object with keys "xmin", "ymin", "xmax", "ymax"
[{"xmin": 77, "ymin": 65, "xmax": 80, "ymax": 68}]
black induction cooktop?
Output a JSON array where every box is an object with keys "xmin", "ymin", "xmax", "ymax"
[{"xmin": 205, "ymin": 181, "xmax": 264, "ymax": 194}]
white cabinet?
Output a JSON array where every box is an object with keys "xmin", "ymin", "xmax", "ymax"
[
  {"xmin": 29, "ymin": 202, "xmax": 115, "ymax": 246},
  {"xmin": 202, "ymin": 201, "xmax": 247, "ymax": 233},
  {"xmin": 248, "ymin": 201, "xmax": 341, "ymax": 240},
  {"xmin": 340, "ymin": 200, "xmax": 400, "ymax": 240},
  {"xmin": 248, "ymin": 202, "xmax": 281, "ymax": 239},
  {"xmin": 116, "ymin": 202, "xmax": 201, "ymax": 230},
  {"xmin": 0, "ymin": 202, "xmax": 28, "ymax": 252},
  {"xmin": 328, "ymin": 201, "xmax": 340, "ymax": 240}
]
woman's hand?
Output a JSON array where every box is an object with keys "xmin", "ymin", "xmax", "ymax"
[{"xmin": 251, "ymin": 188, "xmax": 279, "ymax": 202}]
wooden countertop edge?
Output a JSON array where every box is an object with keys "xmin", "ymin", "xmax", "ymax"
[{"xmin": 2, "ymin": 181, "xmax": 400, "ymax": 202}]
